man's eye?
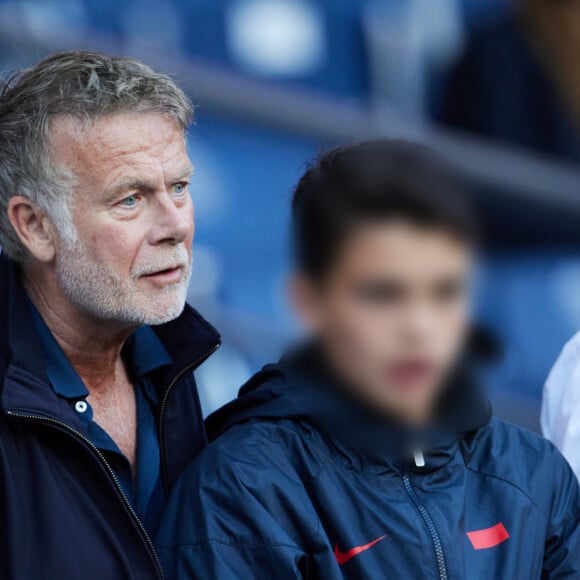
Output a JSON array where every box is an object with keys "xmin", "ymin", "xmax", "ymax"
[
  {"xmin": 171, "ymin": 182, "xmax": 188, "ymax": 195},
  {"xmin": 119, "ymin": 194, "xmax": 139, "ymax": 207}
]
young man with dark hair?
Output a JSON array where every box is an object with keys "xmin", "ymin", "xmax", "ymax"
[{"xmin": 157, "ymin": 141, "xmax": 580, "ymax": 578}]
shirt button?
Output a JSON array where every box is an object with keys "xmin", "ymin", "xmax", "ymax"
[{"xmin": 75, "ymin": 401, "xmax": 88, "ymax": 414}]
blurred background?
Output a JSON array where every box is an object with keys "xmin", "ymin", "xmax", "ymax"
[{"xmin": 1, "ymin": 0, "xmax": 580, "ymax": 429}]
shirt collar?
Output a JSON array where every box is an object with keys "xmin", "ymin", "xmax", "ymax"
[
  {"xmin": 122, "ymin": 325, "xmax": 172, "ymax": 379},
  {"xmin": 27, "ymin": 299, "xmax": 172, "ymax": 400}
]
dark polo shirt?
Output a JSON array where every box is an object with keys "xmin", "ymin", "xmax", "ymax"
[{"xmin": 29, "ymin": 300, "xmax": 171, "ymax": 537}]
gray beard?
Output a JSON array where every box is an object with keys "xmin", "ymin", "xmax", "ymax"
[{"xmin": 55, "ymin": 241, "xmax": 191, "ymax": 326}]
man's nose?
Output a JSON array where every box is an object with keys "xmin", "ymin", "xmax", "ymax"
[{"xmin": 150, "ymin": 193, "xmax": 193, "ymax": 246}]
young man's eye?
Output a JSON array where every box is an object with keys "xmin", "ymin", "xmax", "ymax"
[
  {"xmin": 436, "ymin": 281, "xmax": 465, "ymax": 299},
  {"xmin": 434, "ymin": 281, "xmax": 465, "ymax": 303},
  {"xmin": 355, "ymin": 283, "xmax": 403, "ymax": 304}
]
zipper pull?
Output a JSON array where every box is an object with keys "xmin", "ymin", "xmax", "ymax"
[{"xmin": 413, "ymin": 449, "xmax": 425, "ymax": 468}]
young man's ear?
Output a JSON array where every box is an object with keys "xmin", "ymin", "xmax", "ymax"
[
  {"xmin": 290, "ymin": 272, "xmax": 324, "ymax": 333},
  {"xmin": 7, "ymin": 196, "xmax": 58, "ymax": 262}
]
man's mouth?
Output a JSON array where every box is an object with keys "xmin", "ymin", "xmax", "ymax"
[{"xmin": 139, "ymin": 265, "xmax": 184, "ymax": 285}]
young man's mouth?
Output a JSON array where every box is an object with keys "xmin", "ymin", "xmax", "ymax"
[{"xmin": 386, "ymin": 361, "xmax": 437, "ymax": 389}]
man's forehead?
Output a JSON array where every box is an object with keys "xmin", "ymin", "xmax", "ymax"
[{"xmin": 49, "ymin": 112, "xmax": 190, "ymax": 178}]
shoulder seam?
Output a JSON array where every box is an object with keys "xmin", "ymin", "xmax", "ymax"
[{"xmin": 465, "ymin": 465, "xmax": 545, "ymax": 520}]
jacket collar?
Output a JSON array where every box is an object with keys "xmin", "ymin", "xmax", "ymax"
[
  {"xmin": 0, "ymin": 253, "xmax": 221, "ymax": 419},
  {"xmin": 208, "ymin": 343, "xmax": 491, "ymax": 475},
  {"xmin": 289, "ymin": 345, "xmax": 492, "ymax": 474}
]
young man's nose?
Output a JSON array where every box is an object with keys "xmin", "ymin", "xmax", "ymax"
[{"xmin": 404, "ymin": 306, "xmax": 439, "ymax": 340}]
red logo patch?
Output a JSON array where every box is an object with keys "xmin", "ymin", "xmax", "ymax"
[
  {"xmin": 334, "ymin": 535, "xmax": 387, "ymax": 565},
  {"xmin": 467, "ymin": 522, "xmax": 510, "ymax": 550}
]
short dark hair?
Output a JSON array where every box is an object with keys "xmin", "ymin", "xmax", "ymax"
[{"xmin": 292, "ymin": 140, "xmax": 478, "ymax": 279}]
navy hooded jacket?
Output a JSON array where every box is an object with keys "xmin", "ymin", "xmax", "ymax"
[
  {"xmin": 157, "ymin": 349, "xmax": 580, "ymax": 579},
  {"xmin": 0, "ymin": 254, "xmax": 220, "ymax": 579}
]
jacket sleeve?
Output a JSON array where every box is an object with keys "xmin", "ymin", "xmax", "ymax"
[
  {"xmin": 155, "ymin": 434, "xmax": 319, "ymax": 579},
  {"xmin": 542, "ymin": 445, "xmax": 580, "ymax": 578},
  {"xmin": 541, "ymin": 331, "xmax": 580, "ymax": 480}
]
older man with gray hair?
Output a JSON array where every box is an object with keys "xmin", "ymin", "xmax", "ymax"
[{"xmin": 0, "ymin": 51, "xmax": 220, "ymax": 579}]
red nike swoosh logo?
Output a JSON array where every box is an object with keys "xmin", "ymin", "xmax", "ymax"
[{"xmin": 334, "ymin": 535, "xmax": 387, "ymax": 565}]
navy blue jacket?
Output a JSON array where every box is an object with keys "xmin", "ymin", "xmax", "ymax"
[
  {"xmin": 0, "ymin": 254, "xmax": 220, "ymax": 579},
  {"xmin": 157, "ymin": 349, "xmax": 580, "ymax": 579}
]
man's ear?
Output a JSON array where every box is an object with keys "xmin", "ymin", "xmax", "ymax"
[{"xmin": 7, "ymin": 196, "xmax": 57, "ymax": 262}]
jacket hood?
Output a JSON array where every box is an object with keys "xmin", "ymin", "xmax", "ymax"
[{"xmin": 207, "ymin": 344, "xmax": 492, "ymax": 472}]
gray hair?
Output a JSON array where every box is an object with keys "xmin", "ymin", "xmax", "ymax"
[{"xmin": 0, "ymin": 50, "xmax": 194, "ymax": 261}]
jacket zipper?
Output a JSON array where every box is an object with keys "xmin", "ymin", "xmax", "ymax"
[
  {"xmin": 6, "ymin": 411, "xmax": 165, "ymax": 580},
  {"xmin": 158, "ymin": 341, "xmax": 221, "ymax": 493},
  {"xmin": 403, "ymin": 473, "xmax": 448, "ymax": 580}
]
